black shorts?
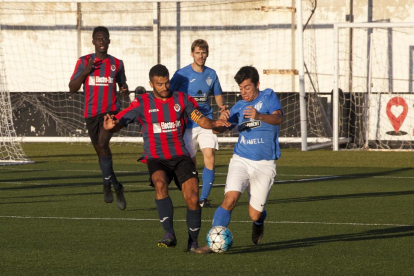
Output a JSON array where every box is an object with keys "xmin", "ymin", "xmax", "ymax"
[
  {"xmin": 147, "ymin": 155, "xmax": 198, "ymax": 190},
  {"xmin": 85, "ymin": 111, "xmax": 118, "ymax": 145}
]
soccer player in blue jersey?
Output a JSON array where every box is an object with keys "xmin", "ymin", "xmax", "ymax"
[
  {"xmin": 103, "ymin": 64, "xmax": 230, "ymax": 252},
  {"xmin": 195, "ymin": 66, "xmax": 284, "ymax": 253},
  {"xmin": 170, "ymin": 39, "xmax": 227, "ymax": 208},
  {"xmin": 69, "ymin": 26, "xmax": 128, "ymax": 210}
]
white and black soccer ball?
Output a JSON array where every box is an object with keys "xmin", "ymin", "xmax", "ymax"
[{"xmin": 206, "ymin": 226, "xmax": 233, "ymax": 253}]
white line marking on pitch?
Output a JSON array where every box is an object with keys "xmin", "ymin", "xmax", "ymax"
[
  {"xmin": 0, "ymin": 215, "xmax": 412, "ymax": 227},
  {"xmin": 2, "ymin": 167, "xmax": 414, "ymax": 180}
]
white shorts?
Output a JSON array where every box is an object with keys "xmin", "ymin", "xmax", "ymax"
[
  {"xmin": 183, "ymin": 127, "xmax": 219, "ymax": 158},
  {"xmin": 225, "ymin": 154, "xmax": 276, "ymax": 212}
]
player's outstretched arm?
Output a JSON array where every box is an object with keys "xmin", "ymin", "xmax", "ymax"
[
  {"xmin": 103, "ymin": 114, "xmax": 124, "ymax": 133},
  {"xmin": 243, "ymin": 106, "xmax": 283, "ymax": 125},
  {"xmin": 69, "ymin": 58, "xmax": 95, "ymax": 93},
  {"xmin": 196, "ymin": 116, "xmax": 230, "ymax": 134}
]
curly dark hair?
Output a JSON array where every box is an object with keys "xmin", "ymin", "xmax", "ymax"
[
  {"xmin": 149, "ymin": 64, "xmax": 169, "ymax": 81},
  {"xmin": 234, "ymin": 66, "xmax": 259, "ymax": 86},
  {"xmin": 92, "ymin": 26, "xmax": 109, "ymax": 39}
]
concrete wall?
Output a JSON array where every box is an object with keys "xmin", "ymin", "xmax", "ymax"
[{"xmin": 1, "ymin": 0, "xmax": 413, "ymax": 94}]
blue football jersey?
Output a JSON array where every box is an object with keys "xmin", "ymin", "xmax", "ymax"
[
  {"xmin": 228, "ymin": 89, "xmax": 283, "ymax": 161},
  {"xmin": 170, "ymin": 64, "xmax": 223, "ymax": 128}
]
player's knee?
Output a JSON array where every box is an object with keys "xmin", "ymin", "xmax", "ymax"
[
  {"xmin": 222, "ymin": 196, "xmax": 237, "ymax": 210},
  {"xmin": 249, "ymin": 212, "xmax": 262, "ymax": 222},
  {"xmin": 185, "ymin": 194, "xmax": 199, "ymax": 210},
  {"xmin": 153, "ymin": 181, "xmax": 168, "ymax": 198},
  {"xmin": 182, "ymin": 188, "xmax": 199, "ymax": 209}
]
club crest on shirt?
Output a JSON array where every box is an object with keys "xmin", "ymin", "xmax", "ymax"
[
  {"xmin": 111, "ymin": 65, "xmax": 116, "ymax": 71},
  {"xmin": 206, "ymin": 77, "xmax": 212, "ymax": 86},
  {"xmin": 254, "ymin": 101, "xmax": 263, "ymax": 112},
  {"xmin": 174, "ymin": 104, "xmax": 181, "ymax": 112}
]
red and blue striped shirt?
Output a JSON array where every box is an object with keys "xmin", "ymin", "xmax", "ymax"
[
  {"xmin": 70, "ymin": 54, "xmax": 127, "ymax": 118},
  {"xmin": 115, "ymin": 91, "xmax": 199, "ymax": 163}
]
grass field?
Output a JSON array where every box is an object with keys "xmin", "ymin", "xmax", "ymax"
[{"xmin": 1, "ymin": 143, "xmax": 414, "ymax": 276}]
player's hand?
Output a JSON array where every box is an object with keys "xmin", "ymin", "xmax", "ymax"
[
  {"xmin": 120, "ymin": 83, "xmax": 129, "ymax": 97},
  {"xmin": 218, "ymin": 105, "xmax": 230, "ymax": 120},
  {"xmin": 83, "ymin": 58, "xmax": 95, "ymax": 76},
  {"xmin": 103, "ymin": 114, "xmax": 116, "ymax": 130},
  {"xmin": 214, "ymin": 119, "xmax": 231, "ymax": 128},
  {"xmin": 243, "ymin": 106, "xmax": 259, "ymax": 120},
  {"xmin": 219, "ymin": 109, "xmax": 230, "ymax": 120}
]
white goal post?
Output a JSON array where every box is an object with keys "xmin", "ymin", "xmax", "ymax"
[{"xmin": 333, "ymin": 22, "xmax": 414, "ymax": 151}]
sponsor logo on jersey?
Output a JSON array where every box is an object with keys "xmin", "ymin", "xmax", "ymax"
[
  {"xmin": 239, "ymin": 135, "xmax": 264, "ymax": 145},
  {"xmin": 88, "ymin": 76, "xmax": 113, "ymax": 86},
  {"xmin": 190, "ymin": 78, "xmax": 196, "ymax": 83},
  {"xmin": 193, "ymin": 92, "xmax": 208, "ymax": 103},
  {"xmin": 148, "ymin": 108, "xmax": 159, "ymax": 113},
  {"xmin": 153, "ymin": 120, "xmax": 181, "ymax": 133},
  {"xmin": 206, "ymin": 76, "xmax": 212, "ymax": 86},
  {"xmin": 111, "ymin": 64, "xmax": 116, "ymax": 71},
  {"xmin": 174, "ymin": 104, "xmax": 181, "ymax": 112},
  {"xmin": 239, "ymin": 119, "xmax": 261, "ymax": 131}
]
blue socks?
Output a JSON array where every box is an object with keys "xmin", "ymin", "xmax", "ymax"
[
  {"xmin": 212, "ymin": 208, "xmax": 267, "ymax": 228},
  {"xmin": 254, "ymin": 210, "xmax": 267, "ymax": 226},
  {"xmin": 155, "ymin": 197, "xmax": 175, "ymax": 235},
  {"xmin": 212, "ymin": 206, "xmax": 232, "ymax": 227},
  {"xmin": 200, "ymin": 167, "xmax": 214, "ymax": 200}
]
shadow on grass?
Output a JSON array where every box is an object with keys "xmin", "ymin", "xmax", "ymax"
[
  {"xmin": 265, "ymin": 190, "xmax": 414, "ymax": 205},
  {"xmin": 0, "ymin": 199, "xmax": 67, "ymax": 205},
  {"xmin": 274, "ymin": 167, "xmax": 414, "ymax": 185},
  {"xmin": 229, "ymin": 225, "xmax": 414, "ymax": 254},
  {"xmin": 0, "ymin": 171, "xmax": 150, "ymax": 191},
  {"xmin": 0, "ymin": 187, "xmax": 156, "ymax": 201}
]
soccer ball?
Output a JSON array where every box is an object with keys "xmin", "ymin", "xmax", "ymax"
[{"xmin": 206, "ymin": 226, "xmax": 233, "ymax": 253}]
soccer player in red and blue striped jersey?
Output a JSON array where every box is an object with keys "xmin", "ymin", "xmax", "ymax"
[
  {"xmin": 69, "ymin": 26, "xmax": 128, "ymax": 210},
  {"xmin": 104, "ymin": 64, "xmax": 230, "ymax": 252}
]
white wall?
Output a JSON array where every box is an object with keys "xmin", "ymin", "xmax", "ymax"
[{"xmin": 1, "ymin": 0, "xmax": 413, "ymax": 94}]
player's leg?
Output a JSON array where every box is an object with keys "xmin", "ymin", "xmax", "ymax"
[
  {"xmin": 85, "ymin": 114, "xmax": 115, "ymax": 205},
  {"xmin": 211, "ymin": 191, "xmax": 241, "ymax": 227},
  {"xmin": 247, "ymin": 159, "xmax": 276, "ymax": 244},
  {"xmin": 198, "ymin": 129, "xmax": 219, "ymax": 207},
  {"xmin": 212, "ymin": 154, "xmax": 248, "ymax": 227},
  {"xmin": 96, "ymin": 115, "xmax": 126, "ymax": 210},
  {"xmin": 195, "ymin": 155, "xmax": 248, "ymax": 254},
  {"xmin": 148, "ymin": 160, "xmax": 177, "ymax": 248},
  {"xmin": 175, "ymin": 156, "xmax": 202, "ymax": 252},
  {"xmin": 183, "ymin": 128, "xmax": 198, "ymax": 166}
]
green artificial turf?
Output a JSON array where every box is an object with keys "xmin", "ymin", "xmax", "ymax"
[{"xmin": 1, "ymin": 143, "xmax": 413, "ymax": 275}]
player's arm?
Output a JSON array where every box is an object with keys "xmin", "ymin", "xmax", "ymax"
[
  {"xmin": 214, "ymin": 94, "xmax": 228, "ymax": 114},
  {"xmin": 103, "ymin": 114, "xmax": 125, "ymax": 133},
  {"xmin": 117, "ymin": 61, "xmax": 129, "ymax": 97},
  {"xmin": 69, "ymin": 58, "xmax": 95, "ymax": 93},
  {"xmin": 119, "ymin": 82, "xmax": 129, "ymax": 97},
  {"xmin": 190, "ymin": 109, "xmax": 231, "ymax": 131},
  {"xmin": 243, "ymin": 106, "xmax": 283, "ymax": 125}
]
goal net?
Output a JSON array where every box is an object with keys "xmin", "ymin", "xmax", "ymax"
[
  {"xmin": 334, "ymin": 23, "xmax": 414, "ymax": 150},
  {"xmin": 0, "ymin": 29, "xmax": 33, "ymax": 165},
  {"xmin": 1, "ymin": 0, "xmax": 331, "ymax": 152}
]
